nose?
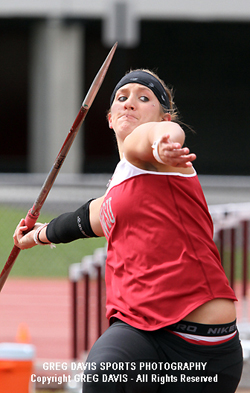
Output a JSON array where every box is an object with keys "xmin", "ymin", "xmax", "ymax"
[{"xmin": 123, "ymin": 95, "xmax": 135, "ymax": 110}]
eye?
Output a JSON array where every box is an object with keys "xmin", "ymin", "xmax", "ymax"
[
  {"xmin": 140, "ymin": 96, "xmax": 149, "ymax": 102},
  {"xmin": 118, "ymin": 96, "xmax": 127, "ymax": 102}
]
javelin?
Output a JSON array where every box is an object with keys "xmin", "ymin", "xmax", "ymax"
[{"xmin": 0, "ymin": 42, "xmax": 118, "ymax": 292}]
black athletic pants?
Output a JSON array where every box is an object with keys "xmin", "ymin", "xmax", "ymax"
[{"xmin": 82, "ymin": 320, "xmax": 243, "ymax": 393}]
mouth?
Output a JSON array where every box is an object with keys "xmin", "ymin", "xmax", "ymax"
[{"xmin": 119, "ymin": 114, "xmax": 138, "ymax": 121}]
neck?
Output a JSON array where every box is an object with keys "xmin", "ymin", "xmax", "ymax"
[{"xmin": 116, "ymin": 137, "xmax": 124, "ymax": 160}]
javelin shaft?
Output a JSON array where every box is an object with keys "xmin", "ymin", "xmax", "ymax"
[{"xmin": 0, "ymin": 42, "xmax": 117, "ymax": 292}]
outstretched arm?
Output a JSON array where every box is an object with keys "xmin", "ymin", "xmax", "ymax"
[{"xmin": 123, "ymin": 121, "xmax": 196, "ymax": 170}]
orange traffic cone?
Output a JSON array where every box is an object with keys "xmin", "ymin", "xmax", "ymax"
[{"xmin": 16, "ymin": 323, "xmax": 31, "ymax": 344}]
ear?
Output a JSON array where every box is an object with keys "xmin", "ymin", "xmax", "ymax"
[
  {"xmin": 108, "ymin": 112, "xmax": 113, "ymax": 129},
  {"xmin": 161, "ymin": 113, "xmax": 171, "ymax": 122}
]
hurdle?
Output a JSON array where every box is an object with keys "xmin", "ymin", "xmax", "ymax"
[{"xmin": 69, "ymin": 246, "xmax": 107, "ymax": 360}]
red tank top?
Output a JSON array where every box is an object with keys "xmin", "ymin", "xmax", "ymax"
[{"xmin": 100, "ymin": 158, "xmax": 237, "ymax": 330}]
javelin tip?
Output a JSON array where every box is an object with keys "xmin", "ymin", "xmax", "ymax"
[{"xmin": 82, "ymin": 42, "xmax": 118, "ymax": 108}]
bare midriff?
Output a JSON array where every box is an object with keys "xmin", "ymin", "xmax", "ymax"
[{"xmin": 183, "ymin": 298, "xmax": 236, "ymax": 324}]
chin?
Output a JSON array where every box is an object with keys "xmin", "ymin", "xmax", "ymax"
[{"xmin": 116, "ymin": 127, "xmax": 134, "ymax": 141}]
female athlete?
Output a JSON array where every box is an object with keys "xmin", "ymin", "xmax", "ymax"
[{"xmin": 14, "ymin": 69, "xmax": 243, "ymax": 392}]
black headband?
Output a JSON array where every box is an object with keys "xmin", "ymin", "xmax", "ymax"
[{"xmin": 110, "ymin": 70, "xmax": 170, "ymax": 110}]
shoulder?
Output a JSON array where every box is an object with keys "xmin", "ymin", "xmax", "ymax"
[{"xmin": 129, "ymin": 121, "xmax": 185, "ymax": 143}]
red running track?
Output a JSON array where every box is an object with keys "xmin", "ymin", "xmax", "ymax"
[{"xmin": 0, "ymin": 279, "xmax": 71, "ymax": 360}]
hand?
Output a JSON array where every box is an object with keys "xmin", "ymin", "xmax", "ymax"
[
  {"xmin": 13, "ymin": 219, "xmax": 41, "ymax": 250},
  {"xmin": 158, "ymin": 134, "xmax": 196, "ymax": 168}
]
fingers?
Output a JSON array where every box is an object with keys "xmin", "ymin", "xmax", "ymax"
[
  {"xmin": 165, "ymin": 152, "xmax": 196, "ymax": 167},
  {"xmin": 13, "ymin": 219, "xmax": 29, "ymax": 249},
  {"xmin": 175, "ymin": 153, "xmax": 197, "ymax": 168},
  {"xmin": 158, "ymin": 136, "xmax": 196, "ymax": 168},
  {"xmin": 160, "ymin": 134, "xmax": 184, "ymax": 153},
  {"xmin": 13, "ymin": 218, "xmax": 32, "ymax": 250},
  {"xmin": 13, "ymin": 220, "xmax": 45, "ymax": 250},
  {"xmin": 13, "ymin": 219, "xmax": 27, "ymax": 237}
]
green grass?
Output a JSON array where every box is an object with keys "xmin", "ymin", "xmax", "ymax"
[
  {"xmin": 1, "ymin": 205, "xmax": 249, "ymax": 281},
  {"xmin": 0, "ymin": 205, "xmax": 107, "ymax": 278}
]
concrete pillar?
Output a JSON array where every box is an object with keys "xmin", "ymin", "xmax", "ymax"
[{"xmin": 28, "ymin": 19, "xmax": 84, "ymax": 173}]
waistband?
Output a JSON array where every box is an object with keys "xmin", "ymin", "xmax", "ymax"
[{"xmin": 166, "ymin": 319, "xmax": 237, "ymax": 337}]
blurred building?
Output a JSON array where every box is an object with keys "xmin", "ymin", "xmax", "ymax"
[{"xmin": 0, "ymin": 0, "xmax": 250, "ymax": 175}]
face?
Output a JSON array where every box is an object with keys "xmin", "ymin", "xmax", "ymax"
[{"xmin": 108, "ymin": 83, "xmax": 169, "ymax": 142}]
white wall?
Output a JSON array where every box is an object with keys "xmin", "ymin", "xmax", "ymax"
[
  {"xmin": 1, "ymin": 0, "xmax": 250, "ymax": 21},
  {"xmin": 28, "ymin": 20, "xmax": 84, "ymax": 173}
]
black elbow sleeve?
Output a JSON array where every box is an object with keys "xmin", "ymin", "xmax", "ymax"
[{"xmin": 46, "ymin": 199, "xmax": 98, "ymax": 244}]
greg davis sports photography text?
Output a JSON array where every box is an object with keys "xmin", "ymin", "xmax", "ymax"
[{"xmin": 30, "ymin": 360, "xmax": 219, "ymax": 386}]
